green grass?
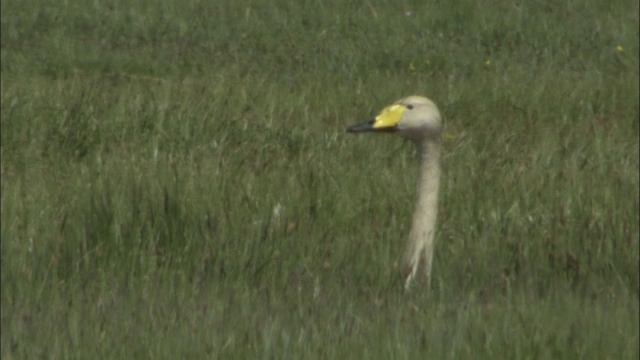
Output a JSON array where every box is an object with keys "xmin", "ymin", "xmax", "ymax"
[{"xmin": 2, "ymin": 0, "xmax": 638, "ymax": 358}]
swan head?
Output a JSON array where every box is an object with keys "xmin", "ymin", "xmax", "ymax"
[{"xmin": 346, "ymin": 96, "xmax": 442, "ymax": 144}]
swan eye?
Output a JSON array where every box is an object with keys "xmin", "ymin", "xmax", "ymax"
[{"xmin": 406, "ymin": 104, "xmax": 414, "ymax": 110}]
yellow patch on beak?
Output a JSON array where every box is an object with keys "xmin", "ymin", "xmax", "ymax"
[{"xmin": 372, "ymin": 104, "xmax": 406, "ymax": 129}]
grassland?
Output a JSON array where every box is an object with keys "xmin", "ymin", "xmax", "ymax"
[{"xmin": 2, "ymin": 0, "xmax": 639, "ymax": 358}]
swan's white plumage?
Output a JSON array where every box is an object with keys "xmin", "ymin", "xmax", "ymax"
[{"xmin": 347, "ymin": 96, "xmax": 442, "ymax": 289}]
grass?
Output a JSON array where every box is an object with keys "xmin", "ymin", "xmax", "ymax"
[{"xmin": 2, "ymin": 0, "xmax": 639, "ymax": 358}]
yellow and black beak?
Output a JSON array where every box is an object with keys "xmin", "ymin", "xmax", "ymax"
[
  {"xmin": 346, "ymin": 104, "xmax": 406, "ymax": 133},
  {"xmin": 346, "ymin": 119, "xmax": 390, "ymax": 133}
]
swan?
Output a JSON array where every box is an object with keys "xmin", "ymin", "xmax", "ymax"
[{"xmin": 347, "ymin": 96, "xmax": 442, "ymax": 290}]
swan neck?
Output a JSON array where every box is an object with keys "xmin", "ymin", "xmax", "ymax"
[
  {"xmin": 416, "ymin": 140, "xmax": 441, "ymax": 185},
  {"xmin": 404, "ymin": 138, "xmax": 441, "ymax": 285}
]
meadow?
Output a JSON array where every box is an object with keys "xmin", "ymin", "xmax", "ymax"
[{"xmin": 2, "ymin": 0, "xmax": 639, "ymax": 358}]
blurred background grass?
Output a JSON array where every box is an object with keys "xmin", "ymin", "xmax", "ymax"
[{"xmin": 2, "ymin": 0, "xmax": 638, "ymax": 358}]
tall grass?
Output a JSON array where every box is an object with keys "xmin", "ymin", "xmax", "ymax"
[{"xmin": 2, "ymin": 0, "xmax": 638, "ymax": 358}]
